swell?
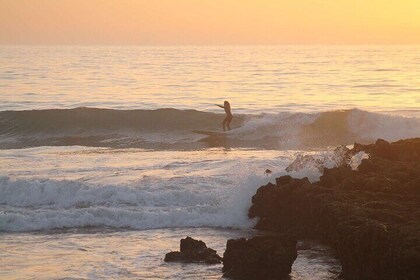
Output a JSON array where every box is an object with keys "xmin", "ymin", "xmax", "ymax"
[
  {"xmin": 0, "ymin": 107, "xmax": 243, "ymax": 135},
  {"xmin": 0, "ymin": 107, "xmax": 245, "ymax": 149},
  {"xmin": 0, "ymin": 107, "xmax": 419, "ymax": 150}
]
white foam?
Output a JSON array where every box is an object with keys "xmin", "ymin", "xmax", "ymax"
[
  {"xmin": 230, "ymin": 112, "xmax": 316, "ymax": 141},
  {"xmin": 0, "ymin": 176, "xmax": 215, "ymax": 208},
  {"xmin": 0, "ymin": 173, "xmax": 272, "ymax": 232},
  {"xmin": 0, "ymin": 152, "xmax": 328, "ymax": 233},
  {"xmin": 227, "ymin": 109, "xmax": 419, "ymax": 148},
  {"xmin": 0, "ymin": 140, "xmax": 394, "ymax": 233},
  {"xmin": 350, "ymin": 152, "xmax": 370, "ymax": 170}
]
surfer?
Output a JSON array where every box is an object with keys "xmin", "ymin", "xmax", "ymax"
[{"xmin": 216, "ymin": 101, "xmax": 233, "ymax": 131}]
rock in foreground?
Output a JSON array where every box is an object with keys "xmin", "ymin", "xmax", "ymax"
[
  {"xmin": 249, "ymin": 138, "xmax": 420, "ymax": 280},
  {"xmin": 223, "ymin": 235, "xmax": 297, "ymax": 280},
  {"xmin": 164, "ymin": 236, "xmax": 222, "ymax": 264}
]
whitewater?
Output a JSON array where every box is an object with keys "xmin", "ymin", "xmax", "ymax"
[{"xmin": 0, "ymin": 46, "xmax": 419, "ymax": 279}]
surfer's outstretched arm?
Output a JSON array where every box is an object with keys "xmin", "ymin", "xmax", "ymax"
[{"xmin": 215, "ymin": 104, "xmax": 225, "ymax": 109}]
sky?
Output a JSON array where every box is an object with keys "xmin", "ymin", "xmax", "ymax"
[{"xmin": 0, "ymin": 0, "xmax": 419, "ymax": 45}]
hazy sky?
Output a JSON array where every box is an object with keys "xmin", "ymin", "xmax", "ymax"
[{"xmin": 1, "ymin": 0, "xmax": 419, "ymax": 45}]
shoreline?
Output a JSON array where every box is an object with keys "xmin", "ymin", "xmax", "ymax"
[{"xmin": 249, "ymin": 138, "xmax": 420, "ymax": 279}]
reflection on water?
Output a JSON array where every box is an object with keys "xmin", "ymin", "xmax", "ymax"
[
  {"xmin": 0, "ymin": 228, "xmax": 341, "ymax": 280},
  {"xmin": 1, "ymin": 46, "xmax": 419, "ymax": 116}
]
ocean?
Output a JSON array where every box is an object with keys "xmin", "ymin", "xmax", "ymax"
[{"xmin": 0, "ymin": 46, "xmax": 419, "ymax": 279}]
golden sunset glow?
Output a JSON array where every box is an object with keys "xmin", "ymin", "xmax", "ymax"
[{"xmin": 1, "ymin": 0, "xmax": 419, "ymax": 44}]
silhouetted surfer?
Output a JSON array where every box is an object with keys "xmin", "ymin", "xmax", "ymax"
[{"xmin": 216, "ymin": 101, "xmax": 233, "ymax": 131}]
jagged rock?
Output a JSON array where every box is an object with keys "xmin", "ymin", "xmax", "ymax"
[
  {"xmin": 276, "ymin": 175, "xmax": 293, "ymax": 186},
  {"xmin": 357, "ymin": 157, "xmax": 378, "ymax": 173},
  {"xmin": 222, "ymin": 235, "xmax": 297, "ymax": 280},
  {"xmin": 164, "ymin": 236, "xmax": 222, "ymax": 264},
  {"xmin": 354, "ymin": 138, "xmax": 420, "ymax": 162},
  {"xmin": 249, "ymin": 138, "xmax": 420, "ymax": 280},
  {"xmin": 318, "ymin": 166, "xmax": 354, "ymax": 187}
]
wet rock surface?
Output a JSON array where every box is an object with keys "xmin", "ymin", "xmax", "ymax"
[
  {"xmin": 222, "ymin": 235, "xmax": 297, "ymax": 280},
  {"xmin": 164, "ymin": 236, "xmax": 222, "ymax": 264},
  {"xmin": 249, "ymin": 138, "xmax": 420, "ymax": 280}
]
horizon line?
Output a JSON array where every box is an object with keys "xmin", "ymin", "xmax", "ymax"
[{"xmin": 1, "ymin": 43, "xmax": 420, "ymax": 47}]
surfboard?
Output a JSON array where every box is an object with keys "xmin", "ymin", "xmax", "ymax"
[{"xmin": 192, "ymin": 130, "xmax": 227, "ymax": 136}]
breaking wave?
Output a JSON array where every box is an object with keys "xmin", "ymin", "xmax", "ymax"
[
  {"xmin": 0, "ymin": 142, "xmax": 369, "ymax": 232},
  {"xmin": 0, "ymin": 107, "xmax": 419, "ymax": 149},
  {"xmin": 0, "ymin": 174, "xmax": 263, "ymax": 232}
]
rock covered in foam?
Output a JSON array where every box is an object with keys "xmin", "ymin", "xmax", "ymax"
[
  {"xmin": 249, "ymin": 138, "xmax": 420, "ymax": 280},
  {"xmin": 164, "ymin": 236, "xmax": 222, "ymax": 264},
  {"xmin": 285, "ymin": 145, "xmax": 354, "ymax": 173},
  {"xmin": 285, "ymin": 154, "xmax": 325, "ymax": 173},
  {"xmin": 222, "ymin": 235, "xmax": 297, "ymax": 280}
]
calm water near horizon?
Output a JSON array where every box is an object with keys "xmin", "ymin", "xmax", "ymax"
[
  {"xmin": 1, "ymin": 46, "xmax": 419, "ymax": 279},
  {"xmin": 1, "ymin": 45, "xmax": 419, "ymax": 115}
]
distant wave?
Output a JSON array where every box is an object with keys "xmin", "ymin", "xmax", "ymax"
[{"xmin": 0, "ymin": 107, "xmax": 419, "ymax": 150}]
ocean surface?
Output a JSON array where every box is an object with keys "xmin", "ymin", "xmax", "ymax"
[{"xmin": 0, "ymin": 46, "xmax": 419, "ymax": 279}]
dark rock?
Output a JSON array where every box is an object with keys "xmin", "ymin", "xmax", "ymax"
[
  {"xmin": 249, "ymin": 138, "xmax": 420, "ymax": 280},
  {"xmin": 358, "ymin": 158, "xmax": 378, "ymax": 173},
  {"xmin": 164, "ymin": 251, "xmax": 183, "ymax": 262},
  {"xmin": 356, "ymin": 138, "xmax": 420, "ymax": 162},
  {"xmin": 319, "ymin": 166, "xmax": 354, "ymax": 187},
  {"xmin": 276, "ymin": 175, "xmax": 310, "ymax": 188},
  {"xmin": 375, "ymin": 138, "xmax": 389, "ymax": 145},
  {"xmin": 223, "ymin": 235, "xmax": 297, "ymax": 280},
  {"xmin": 180, "ymin": 236, "xmax": 207, "ymax": 253},
  {"xmin": 164, "ymin": 236, "xmax": 222, "ymax": 264},
  {"xmin": 276, "ymin": 175, "xmax": 293, "ymax": 186}
]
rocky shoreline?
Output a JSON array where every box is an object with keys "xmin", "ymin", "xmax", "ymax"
[
  {"xmin": 164, "ymin": 138, "xmax": 419, "ymax": 279},
  {"xmin": 249, "ymin": 138, "xmax": 420, "ymax": 279}
]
